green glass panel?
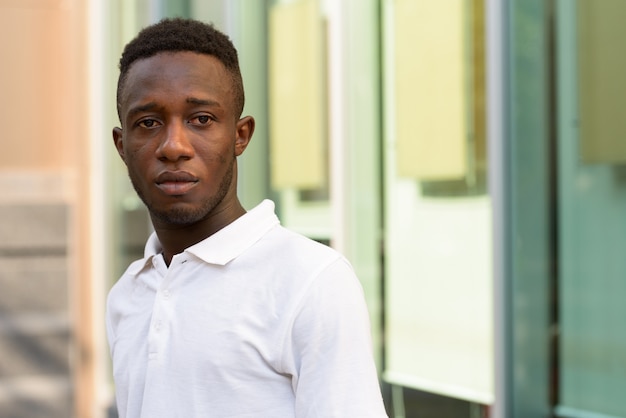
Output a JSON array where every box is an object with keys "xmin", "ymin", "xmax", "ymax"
[
  {"xmin": 506, "ymin": 0, "xmax": 552, "ymax": 416},
  {"xmin": 556, "ymin": 1, "xmax": 626, "ymax": 416}
]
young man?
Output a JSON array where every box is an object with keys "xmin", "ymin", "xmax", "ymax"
[{"xmin": 106, "ymin": 17, "xmax": 388, "ymax": 417}]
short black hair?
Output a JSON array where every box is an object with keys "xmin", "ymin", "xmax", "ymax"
[{"xmin": 116, "ymin": 17, "xmax": 245, "ymax": 121}]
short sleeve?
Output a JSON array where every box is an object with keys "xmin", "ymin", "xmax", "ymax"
[{"xmin": 282, "ymin": 257, "xmax": 388, "ymax": 417}]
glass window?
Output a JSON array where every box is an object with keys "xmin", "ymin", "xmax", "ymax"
[
  {"xmin": 383, "ymin": 0, "xmax": 493, "ymax": 413},
  {"xmin": 556, "ymin": 0, "xmax": 626, "ymax": 416}
]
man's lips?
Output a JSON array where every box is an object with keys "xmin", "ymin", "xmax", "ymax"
[{"xmin": 155, "ymin": 171, "xmax": 198, "ymax": 195}]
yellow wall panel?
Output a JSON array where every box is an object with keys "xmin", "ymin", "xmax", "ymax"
[
  {"xmin": 395, "ymin": 0, "xmax": 467, "ymax": 180},
  {"xmin": 578, "ymin": 0, "xmax": 626, "ymax": 164},
  {"xmin": 269, "ymin": 0, "xmax": 325, "ymax": 189}
]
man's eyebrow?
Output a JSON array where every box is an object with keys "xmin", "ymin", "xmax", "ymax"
[
  {"xmin": 127, "ymin": 102, "xmax": 159, "ymax": 118},
  {"xmin": 187, "ymin": 97, "xmax": 220, "ymax": 107},
  {"xmin": 126, "ymin": 98, "xmax": 220, "ymax": 119}
]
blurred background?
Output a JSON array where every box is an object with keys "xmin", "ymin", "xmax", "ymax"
[{"xmin": 1, "ymin": 0, "xmax": 626, "ymax": 417}]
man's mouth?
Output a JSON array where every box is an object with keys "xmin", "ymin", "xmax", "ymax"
[{"xmin": 155, "ymin": 171, "xmax": 198, "ymax": 195}]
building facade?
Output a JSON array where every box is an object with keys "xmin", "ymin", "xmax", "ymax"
[{"xmin": 1, "ymin": 0, "xmax": 625, "ymax": 417}]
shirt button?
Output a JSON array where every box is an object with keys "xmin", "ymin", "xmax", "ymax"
[
  {"xmin": 154, "ymin": 320, "xmax": 162, "ymax": 332},
  {"xmin": 163, "ymin": 290, "xmax": 171, "ymax": 299}
]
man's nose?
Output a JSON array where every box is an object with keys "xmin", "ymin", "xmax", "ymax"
[{"xmin": 156, "ymin": 121, "xmax": 194, "ymax": 161}]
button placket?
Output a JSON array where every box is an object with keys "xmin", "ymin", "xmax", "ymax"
[
  {"xmin": 147, "ymin": 257, "xmax": 185, "ymax": 360},
  {"xmin": 147, "ymin": 259, "xmax": 174, "ymax": 361}
]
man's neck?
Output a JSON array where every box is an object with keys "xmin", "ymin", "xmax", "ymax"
[{"xmin": 153, "ymin": 201, "xmax": 246, "ymax": 266}]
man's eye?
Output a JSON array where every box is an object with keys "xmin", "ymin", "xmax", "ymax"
[
  {"xmin": 138, "ymin": 119, "xmax": 159, "ymax": 128},
  {"xmin": 191, "ymin": 115, "xmax": 212, "ymax": 125}
]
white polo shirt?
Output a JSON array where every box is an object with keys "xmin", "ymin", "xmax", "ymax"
[{"xmin": 106, "ymin": 200, "xmax": 388, "ymax": 418}]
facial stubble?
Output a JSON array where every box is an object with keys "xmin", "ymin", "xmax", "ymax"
[{"xmin": 129, "ymin": 155, "xmax": 235, "ymax": 227}]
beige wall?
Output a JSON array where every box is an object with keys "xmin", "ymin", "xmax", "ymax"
[
  {"xmin": 0, "ymin": 0, "xmax": 86, "ymax": 169},
  {"xmin": 0, "ymin": 0, "xmax": 94, "ymax": 417}
]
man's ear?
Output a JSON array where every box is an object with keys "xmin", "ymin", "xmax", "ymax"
[
  {"xmin": 112, "ymin": 127, "xmax": 126, "ymax": 163},
  {"xmin": 235, "ymin": 116, "xmax": 255, "ymax": 157}
]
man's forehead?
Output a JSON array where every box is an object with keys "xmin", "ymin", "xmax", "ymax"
[
  {"xmin": 118, "ymin": 52, "xmax": 234, "ymax": 118},
  {"xmin": 126, "ymin": 52, "xmax": 194, "ymax": 81}
]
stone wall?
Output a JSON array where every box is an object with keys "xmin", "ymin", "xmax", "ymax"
[{"xmin": 0, "ymin": 204, "xmax": 72, "ymax": 417}]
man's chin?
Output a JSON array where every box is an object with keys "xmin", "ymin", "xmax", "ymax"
[{"xmin": 149, "ymin": 207, "xmax": 206, "ymax": 226}]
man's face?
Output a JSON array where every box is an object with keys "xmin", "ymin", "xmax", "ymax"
[{"xmin": 113, "ymin": 51, "xmax": 252, "ymax": 226}]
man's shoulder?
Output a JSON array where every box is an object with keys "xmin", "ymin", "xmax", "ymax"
[
  {"xmin": 252, "ymin": 225, "xmax": 354, "ymax": 283},
  {"xmin": 265, "ymin": 225, "xmax": 341, "ymax": 259}
]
